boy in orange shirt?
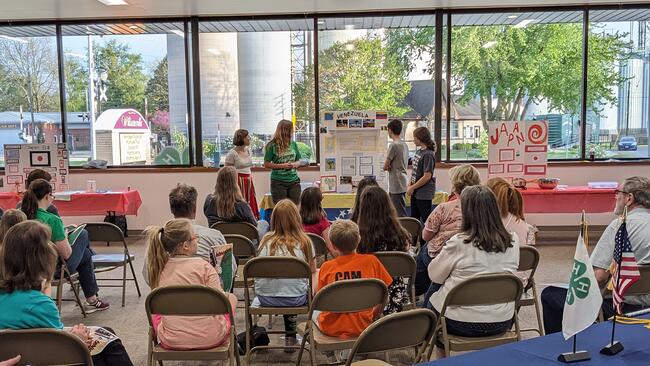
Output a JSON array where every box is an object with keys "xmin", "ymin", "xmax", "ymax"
[{"xmin": 316, "ymin": 220, "xmax": 393, "ymax": 338}]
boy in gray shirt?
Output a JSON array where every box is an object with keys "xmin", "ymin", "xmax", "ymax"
[{"xmin": 383, "ymin": 119, "xmax": 409, "ymax": 217}]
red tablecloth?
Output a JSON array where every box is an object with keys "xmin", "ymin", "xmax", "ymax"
[
  {"xmin": 0, "ymin": 190, "xmax": 142, "ymax": 216},
  {"xmin": 520, "ymin": 186, "xmax": 615, "ymax": 213}
]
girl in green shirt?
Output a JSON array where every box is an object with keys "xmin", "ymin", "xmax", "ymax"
[{"xmin": 264, "ymin": 119, "xmax": 303, "ymax": 204}]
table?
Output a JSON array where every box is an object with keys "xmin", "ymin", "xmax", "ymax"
[
  {"xmin": 0, "ymin": 189, "xmax": 142, "ymax": 216},
  {"xmin": 420, "ymin": 315, "xmax": 650, "ymax": 365},
  {"xmin": 259, "ymin": 191, "xmax": 449, "ymax": 221},
  {"xmin": 520, "ymin": 186, "xmax": 616, "ymax": 214}
]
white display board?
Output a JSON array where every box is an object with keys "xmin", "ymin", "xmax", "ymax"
[
  {"xmin": 487, "ymin": 120, "xmax": 549, "ymax": 178},
  {"xmin": 319, "ymin": 111, "xmax": 389, "ymax": 193},
  {"xmin": 3, "ymin": 143, "xmax": 69, "ymax": 192}
]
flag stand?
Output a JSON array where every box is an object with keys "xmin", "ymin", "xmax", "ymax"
[{"xmin": 558, "ymin": 213, "xmax": 591, "ymax": 363}]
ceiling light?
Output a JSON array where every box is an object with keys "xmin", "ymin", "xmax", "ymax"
[
  {"xmin": 513, "ymin": 19, "xmax": 536, "ymax": 28},
  {"xmin": 344, "ymin": 24, "xmax": 356, "ymax": 30},
  {"xmin": 96, "ymin": 0, "xmax": 128, "ymax": 5},
  {"xmin": 169, "ymin": 29, "xmax": 184, "ymax": 37},
  {"xmin": 0, "ymin": 35, "xmax": 28, "ymax": 43},
  {"xmin": 507, "ymin": 15, "xmax": 519, "ymax": 19},
  {"xmin": 482, "ymin": 41, "xmax": 497, "ymax": 48}
]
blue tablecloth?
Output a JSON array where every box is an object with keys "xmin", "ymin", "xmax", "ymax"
[{"xmin": 420, "ymin": 315, "xmax": 650, "ymax": 365}]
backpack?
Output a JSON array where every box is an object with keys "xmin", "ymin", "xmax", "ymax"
[
  {"xmin": 236, "ymin": 325, "xmax": 270, "ymax": 355},
  {"xmin": 104, "ymin": 214, "xmax": 128, "ymax": 237}
]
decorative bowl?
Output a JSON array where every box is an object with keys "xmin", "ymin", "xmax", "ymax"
[{"xmin": 537, "ymin": 178, "xmax": 560, "ymax": 189}]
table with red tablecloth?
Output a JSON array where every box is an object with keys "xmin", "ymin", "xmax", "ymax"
[
  {"xmin": 519, "ymin": 186, "xmax": 615, "ymax": 213},
  {"xmin": 0, "ymin": 189, "xmax": 142, "ymax": 216}
]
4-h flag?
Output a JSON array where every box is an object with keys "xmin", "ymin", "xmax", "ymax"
[{"xmin": 562, "ymin": 232, "xmax": 603, "ymax": 340}]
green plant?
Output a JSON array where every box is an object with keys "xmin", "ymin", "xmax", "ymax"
[{"xmin": 171, "ymin": 130, "xmax": 187, "ymax": 151}]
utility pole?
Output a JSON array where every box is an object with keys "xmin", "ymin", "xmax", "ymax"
[{"xmin": 87, "ymin": 35, "xmax": 97, "ymax": 160}]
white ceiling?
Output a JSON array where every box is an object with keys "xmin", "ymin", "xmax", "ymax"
[{"xmin": 1, "ymin": 0, "xmax": 650, "ymax": 22}]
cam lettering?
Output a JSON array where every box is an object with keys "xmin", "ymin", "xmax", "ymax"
[{"xmin": 334, "ymin": 271, "xmax": 362, "ymax": 281}]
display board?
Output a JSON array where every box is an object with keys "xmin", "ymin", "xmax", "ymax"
[
  {"xmin": 3, "ymin": 143, "xmax": 69, "ymax": 192},
  {"xmin": 319, "ymin": 111, "xmax": 389, "ymax": 192},
  {"xmin": 488, "ymin": 120, "xmax": 548, "ymax": 178}
]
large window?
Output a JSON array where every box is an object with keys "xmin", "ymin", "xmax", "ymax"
[
  {"xmin": 61, "ymin": 22, "xmax": 190, "ymax": 166},
  {"xmin": 198, "ymin": 19, "xmax": 315, "ymax": 167},
  {"xmin": 587, "ymin": 9, "xmax": 650, "ymax": 159},
  {"xmin": 449, "ymin": 11, "xmax": 585, "ymax": 160},
  {"xmin": 0, "ymin": 25, "xmax": 60, "ymax": 166}
]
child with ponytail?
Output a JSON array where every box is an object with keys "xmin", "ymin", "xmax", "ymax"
[
  {"xmin": 486, "ymin": 177, "xmax": 531, "ymax": 246},
  {"xmin": 145, "ymin": 218, "xmax": 237, "ymax": 350}
]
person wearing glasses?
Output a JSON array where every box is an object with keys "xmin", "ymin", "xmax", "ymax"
[
  {"xmin": 20, "ymin": 179, "xmax": 109, "ymax": 312},
  {"xmin": 541, "ymin": 176, "xmax": 650, "ymax": 334}
]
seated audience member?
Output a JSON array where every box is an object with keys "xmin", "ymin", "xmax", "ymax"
[
  {"xmin": 486, "ymin": 177, "xmax": 530, "ymax": 246},
  {"xmin": 356, "ymin": 186, "xmax": 411, "ymax": 314},
  {"xmin": 16, "ymin": 169, "xmax": 59, "ymax": 216},
  {"xmin": 203, "ymin": 166, "xmax": 269, "ymax": 240},
  {"xmin": 20, "ymin": 179, "xmax": 108, "ymax": 312},
  {"xmin": 253, "ymin": 199, "xmax": 315, "ymax": 350},
  {"xmin": 169, "ymin": 183, "xmax": 226, "ymax": 262},
  {"xmin": 299, "ymin": 187, "xmax": 331, "ymax": 239},
  {"xmin": 350, "ymin": 176, "xmax": 378, "ymax": 223},
  {"xmin": 427, "ymin": 185, "xmax": 519, "ymax": 356},
  {"xmin": 0, "ymin": 209, "xmax": 26, "ymax": 243},
  {"xmin": 416, "ymin": 164, "xmax": 480, "ymax": 296},
  {"xmin": 541, "ymin": 176, "xmax": 650, "ymax": 334},
  {"xmin": 316, "ymin": 220, "xmax": 393, "ymax": 338},
  {"xmin": 0, "ymin": 221, "xmax": 132, "ymax": 366},
  {"xmin": 145, "ymin": 218, "xmax": 237, "ymax": 350}
]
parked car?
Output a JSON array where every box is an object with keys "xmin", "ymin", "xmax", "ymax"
[{"xmin": 618, "ymin": 136, "xmax": 638, "ymax": 151}]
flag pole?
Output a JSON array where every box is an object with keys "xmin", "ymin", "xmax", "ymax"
[{"xmin": 600, "ymin": 206, "xmax": 627, "ymax": 356}]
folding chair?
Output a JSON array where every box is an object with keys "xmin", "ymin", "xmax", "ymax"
[
  {"xmin": 212, "ymin": 222, "xmax": 259, "ymax": 243},
  {"xmin": 85, "ymin": 222, "xmax": 141, "ymax": 307},
  {"xmin": 52, "ymin": 257, "xmax": 87, "ymax": 318},
  {"xmin": 0, "ymin": 328, "xmax": 93, "ymax": 365},
  {"xmin": 243, "ymin": 256, "xmax": 312, "ymax": 364},
  {"xmin": 296, "ymin": 278, "xmax": 389, "ymax": 366},
  {"xmin": 308, "ymin": 233, "xmax": 329, "ymax": 267},
  {"xmin": 345, "ymin": 309, "xmax": 437, "ymax": 366},
  {"xmin": 517, "ymin": 246, "xmax": 544, "ymax": 335},
  {"xmin": 398, "ymin": 217, "xmax": 422, "ymax": 249},
  {"xmin": 375, "ymin": 251, "xmax": 417, "ymax": 310},
  {"xmin": 145, "ymin": 285, "xmax": 240, "ymax": 366},
  {"xmin": 428, "ymin": 273, "xmax": 523, "ymax": 358},
  {"xmin": 224, "ymin": 234, "xmax": 256, "ymax": 306}
]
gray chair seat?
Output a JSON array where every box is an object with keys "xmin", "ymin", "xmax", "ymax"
[{"xmin": 92, "ymin": 253, "xmax": 135, "ymax": 267}]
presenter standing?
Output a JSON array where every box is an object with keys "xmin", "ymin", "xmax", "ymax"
[
  {"xmin": 264, "ymin": 119, "xmax": 303, "ymax": 204},
  {"xmin": 225, "ymin": 129, "xmax": 259, "ymax": 219}
]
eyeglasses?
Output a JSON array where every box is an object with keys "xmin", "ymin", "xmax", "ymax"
[{"xmin": 615, "ymin": 189, "xmax": 629, "ymax": 195}]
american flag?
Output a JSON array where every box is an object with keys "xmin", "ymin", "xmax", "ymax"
[{"xmin": 612, "ymin": 220, "xmax": 641, "ymax": 314}]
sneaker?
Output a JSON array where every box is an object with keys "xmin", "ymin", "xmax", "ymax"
[
  {"xmin": 84, "ymin": 299, "xmax": 110, "ymax": 313},
  {"xmin": 284, "ymin": 336, "xmax": 298, "ymax": 353}
]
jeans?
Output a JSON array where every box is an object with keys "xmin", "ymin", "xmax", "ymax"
[
  {"xmin": 390, "ymin": 193, "xmax": 407, "ymax": 217},
  {"xmin": 270, "ymin": 179, "xmax": 301, "ymax": 205},
  {"xmin": 422, "ymin": 282, "xmax": 442, "ymax": 309},
  {"xmin": 415, "ymin": 245, "xmax": 434, "ymax": 296},
  {"xmin": 91, "ymin": 327, "xmax": 134, "ymax": 366},
  {"xmin": 62, "ymin": 229, "xmax": 99, "ymax": 298},
  {"xmin": 411, "ymin": 198, "xmax": 433, "ymax": 246},
  {"xmin": 541, "ymin": 286, "xmax": 645, "ymax": 335}
]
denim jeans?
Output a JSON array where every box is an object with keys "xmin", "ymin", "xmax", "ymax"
[
  {"xmin": 415, "ymin": 244, "xmax": 434, "ymax": 296},
  {"xmin": 62, "ymin": 229, "xmax": 99, "ymax": 298}
]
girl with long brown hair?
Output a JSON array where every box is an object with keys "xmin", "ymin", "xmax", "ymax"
[
  {"xmin": 254, "ymin": 199, "xmax": 314, "ymax": 349},
  {"xmin": 486, "ymin": 177, "xmax": 530, "ymax": 246},
  {"xmin": 0, "ymin": 209, "xmax": 26, "ymax": 243},
  {"xmin": 355, "ymin": 186, "xmax": 412, "ymax": 314},
  {"xmin": 225, "ymin": 129, "xmax": 260, "ymax": 219},
  {"xmin": 145, "ymin": 218, "xmax": 237, "ymax": 350},
  {"xmin": 264, "ymin": 119, "xmax": 304, "ymax": 205},
  {"xmin": 407, "ymin": 126, "xmax": 437, "ymax": 230},
  {"xmin": 350, "ymin": 176, "xmax": 378, "ymax": 223},
  {"xmin": 299, "ymin": 187, "xmax": 330, "ymax": 239}
]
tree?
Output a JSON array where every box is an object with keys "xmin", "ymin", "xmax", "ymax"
[
  {"xmin": 145, "ymin": 57, "xmax": 169, "ymax": 113},
  {"xmin": 64, "ymin": 56, "xmax": 89, "ymax": 113},
  {"xmin": 387, "ymin": 23, "xmax": 629, "ymax": 131},
  {"xmin": 294, "ymin": 36, "xmax": 411, "ymax": 118}
]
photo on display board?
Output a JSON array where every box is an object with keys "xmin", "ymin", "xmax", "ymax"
[
  {"xmin": 349, "ymin": 119, "xmax": 362, "ymax": 128},
  {"xmin": 336, "ymin": 119, "xmax": 348, "ymax": 128},
  {"xmin": 341, "ymin": 157, "xmax": 356, "ymax": 176},
  {"xmin": 340, "ymin": 176, "xmax": 352, "ymax": 185},
  {"xmin": 325, "ymin": 158, "xmax": 336, "ymax": 171},
  {"xmin": 362, "ymin": 119, "xmax": 375, "ymax": 128},
  {"xmin": 359, "ymin": 164, "xmax": 373, "ymax": 176},
  {"xmin": 321, "ymin": 176, "xmax": 337, "ymax": 193},
  {"xmin": 30, "ymin": 151, "xmax": 51, "ymax": 167},
  {"xmin": 320, "ymin": 127, "xmax": 328, "ymax": 134}
]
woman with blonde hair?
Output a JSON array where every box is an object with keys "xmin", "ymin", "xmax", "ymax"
[
  {"xmin": 225, "ymin": 129, "xmax": 259, "ymax": 219},
  {"xmin": 264, "ymin": 120, "xmax": 304, "ymax": 205},
  {"xmin": 145, "ymin": 218, "xmax": 237, "ymax": 350},
  {"xmin": 254, "ymin": 199, "xmax": 315, "ymax": 349},
  {"xmin": 203, "ymin": 166, "xmax": 269, "ymax": 240},
  {"xmin": 0, "ymin": 209, "xmax": 26, "ymax": 243},
  {"xmin": 415, "ymin": 164, "xmax": 480, "ymax": 297},
  {"xmin": 486, "ymin": 177, "xmax": 530, "ymax": 246}
]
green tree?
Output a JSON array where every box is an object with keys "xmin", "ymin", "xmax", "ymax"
[
  {"xmin": 94, "ymin": 39, "xmax": 147, "ymax": 114},
  {"xmin": 145, "ymin": 57, "xmax": 169, "ymax": 113},
  {"xmin": 294, "ymin": 36, "xmax": 411, "ymax": 118},
  {"xmin": 64, "ymin": 56, "xmax": 89, "ymax": 113},
  {"xmin": 387, "ymin": 23, "xmax": 629, "ymax": 131}
]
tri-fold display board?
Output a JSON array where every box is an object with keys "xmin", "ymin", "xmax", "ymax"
[{"xmin": 488, "ymin": 120, "xmax": 549, "ymax": 179}]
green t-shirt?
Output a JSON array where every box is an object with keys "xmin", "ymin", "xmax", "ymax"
[
  {"xmin": 264, "ymin": 140, "xmax": 302, "ymax": 182},
  {"xmin": 35, "ymin": 208, "xmax": 66, "ymax": 242},
  {"xmin": 0, "ymin": 290, "xmax": 64, "ymax": 330}
]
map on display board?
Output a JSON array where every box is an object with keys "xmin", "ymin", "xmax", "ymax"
[
  {"xmin": 319, "ymin": 111, "xmax": 389, "ymax": 193},
  {"xmin": 3, "ymin": 143, "xmax": 69, "ymax": 192},
  {"xmin": 487, "ymin": 120, "xmax": 548, "ymax": 178}
]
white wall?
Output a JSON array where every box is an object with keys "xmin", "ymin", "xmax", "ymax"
[{"xmin": 55, "ymin": 163, "xmax": 650, "ymax": 229}]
